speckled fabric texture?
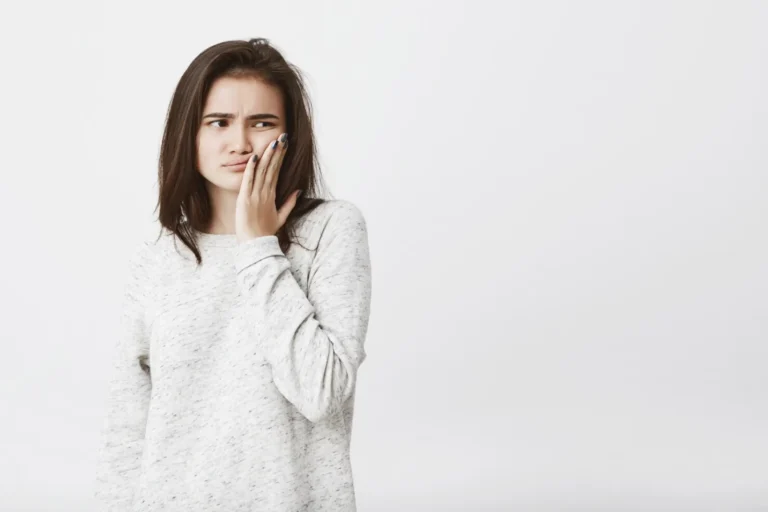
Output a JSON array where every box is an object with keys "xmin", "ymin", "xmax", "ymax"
[{"xmin": 94, "ymin": 199, "xmax": 372, "ymax": 511}]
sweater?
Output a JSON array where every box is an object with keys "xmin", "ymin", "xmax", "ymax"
[{"xmin": 94, "ymin": 199, "xmax": 372, "ymax": 512}]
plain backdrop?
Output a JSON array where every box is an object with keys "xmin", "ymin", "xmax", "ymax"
[{"xmin": 0, "ymin": 1, "xmax": 766, "ymax": 511}]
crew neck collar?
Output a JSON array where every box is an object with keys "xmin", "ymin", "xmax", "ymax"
[{"xmin": 193, "ymin": 230, "xmax": 240, "ymax": 248}]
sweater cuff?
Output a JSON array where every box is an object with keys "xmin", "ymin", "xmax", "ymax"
[{"xmin": 234, "ymin": 235, "xmax": 285, "ymax": 273}]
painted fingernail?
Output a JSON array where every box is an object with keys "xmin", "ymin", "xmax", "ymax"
[
  {"xmin": 271, "ymin": 140, "xmax": 278, "ymax": 149},
  {"xmin": 252, "ymin": 153, "xmax": 258, "ymax": 162},
  {"xmin": 279, "ymin": 133, "xmax": 287, "ymax": 144}
]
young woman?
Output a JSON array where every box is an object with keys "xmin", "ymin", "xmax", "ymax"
[{"xmin": 95, "ymin": 38, "xmax": 372, "ymax": 511}]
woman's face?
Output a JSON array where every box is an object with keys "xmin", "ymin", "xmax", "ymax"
[{"xmin": 196, "ymin": 76, "xmax": 286, "ymax": 193}]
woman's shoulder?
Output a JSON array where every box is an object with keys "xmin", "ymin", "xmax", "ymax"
[
  {"xmin": 126, "ymin": 198, "xmax": 369, "ymax": 262},
  {"xmin": 123, "ymin": 227, "xmax": 183, "ymax": 276},
  {"xmin": 292, "ymin": 198, "xmax": 368, "ymax": 251}
]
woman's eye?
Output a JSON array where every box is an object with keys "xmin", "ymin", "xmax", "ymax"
[{"xmin": 208, "ymin": 121, "xmax": 272, "ymax": 128}]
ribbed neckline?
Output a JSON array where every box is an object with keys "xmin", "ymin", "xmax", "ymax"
[{"xmin": 192, "ymin": 230, "xmax": 240, "ymax": 248}]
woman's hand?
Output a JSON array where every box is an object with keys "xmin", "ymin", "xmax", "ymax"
[{"xmin": 236, "ymin": 132, "xmax": 301, "ymax": 242}]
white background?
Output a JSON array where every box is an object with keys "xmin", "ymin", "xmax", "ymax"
[{"xmin": 1, "ymin": 1, "xmax": 766, "ymax": 511}]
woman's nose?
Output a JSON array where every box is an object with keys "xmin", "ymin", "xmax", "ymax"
[{"xmin": 229, "ymin": 126, "xmax": 252, "ymax": 153}]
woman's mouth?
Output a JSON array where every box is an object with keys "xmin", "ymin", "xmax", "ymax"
[{"xmin": 224, "ymin": 160, "xmax": 249, "ymax": 171}]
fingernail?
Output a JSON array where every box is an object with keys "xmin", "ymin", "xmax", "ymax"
[
  {"xmin": 252, "ymin": 153, "xmax": 258, "ymax": 162},
  {"xmin": 279, "ymin": 133, "xmax": 288, "ymax": 143},
  {"xmin": 298, "ymin": 190, "xmax": 303, "ymax": 196},
  {"xmin": 271, "ymin": 140, "xmax": 278, "ymax": 149}
]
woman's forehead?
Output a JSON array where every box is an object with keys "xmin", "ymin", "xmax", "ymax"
[{"xmin": 204, "ymin": 76, "xmax": 283, "ymax": 114}]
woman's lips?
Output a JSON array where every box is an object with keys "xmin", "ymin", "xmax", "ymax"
[{"xmin": 225, "ymin": 162, "xmax": 248, "ymax": 172}]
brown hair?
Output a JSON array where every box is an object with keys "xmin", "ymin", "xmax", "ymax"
[{"xmin": 154, "ymin": 37, "xmax": 329, "ymax": 264}]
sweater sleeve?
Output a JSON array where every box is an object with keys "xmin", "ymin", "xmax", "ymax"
[
  {"xmin": 233, "ymin": 201, "xmax": 372, "ymax": 423},
  {"xmin": 94, "ymin": 242, "xmax": 153, "ymax": 510}
]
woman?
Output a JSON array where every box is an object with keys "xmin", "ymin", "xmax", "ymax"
[{"xmin": 95, "ymin": 38, "xmax": 372, "ymax": 512}]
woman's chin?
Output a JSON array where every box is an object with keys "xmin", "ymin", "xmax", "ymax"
[{"xmin": 204, "ymin": 174, "xmax": 244, "ymax": 194}]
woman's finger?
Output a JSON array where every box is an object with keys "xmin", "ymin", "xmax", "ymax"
[
  {"xmin": 264, "ymin": 133, "xmax": 287, "ymax": 193},
  {"xmin": 253, "ymin": 139, "xmax": 278, "ymax": 197},
  {"xmin": 239, "ymin": 152, "xmax": 259, "ymax": 198}
]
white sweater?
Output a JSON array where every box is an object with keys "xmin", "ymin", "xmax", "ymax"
[{"xmin": 94, "ymin": 199, "xmax": 372, "ymax": 511}]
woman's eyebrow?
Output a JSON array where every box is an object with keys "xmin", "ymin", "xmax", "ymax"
[{"xmin": 202, "ymin": 112, "xmax": 280, "ymax": 120}]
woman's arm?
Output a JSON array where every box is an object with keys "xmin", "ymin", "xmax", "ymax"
[
  {"xmin": 234, "ymin": 201, "xmax": 372, "ymax": 423},
  {"xmin": 94, "ymin": 243, "xmax": 152, "ymax": 510}
]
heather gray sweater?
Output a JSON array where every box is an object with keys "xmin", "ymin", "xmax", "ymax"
[{"xmin": 94, "ymin": 199, "xmax": 372, "ymax": 511}]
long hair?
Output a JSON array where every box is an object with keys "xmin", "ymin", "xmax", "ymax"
[{"xmin": 155, "ymin": 37, "xmax": 329, "ymax": 264}]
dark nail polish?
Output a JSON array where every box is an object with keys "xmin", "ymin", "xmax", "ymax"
[
  {"xmin": 279, "ymin": 133, "xmax": 288, "ymax": 143},
  {"xmin": 252, "ymin": 153, "xmax": 258, "ymax": 162},
  {"xmin": 272, "ymin": 140, "xmax": 278, "ymax": 149}
]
